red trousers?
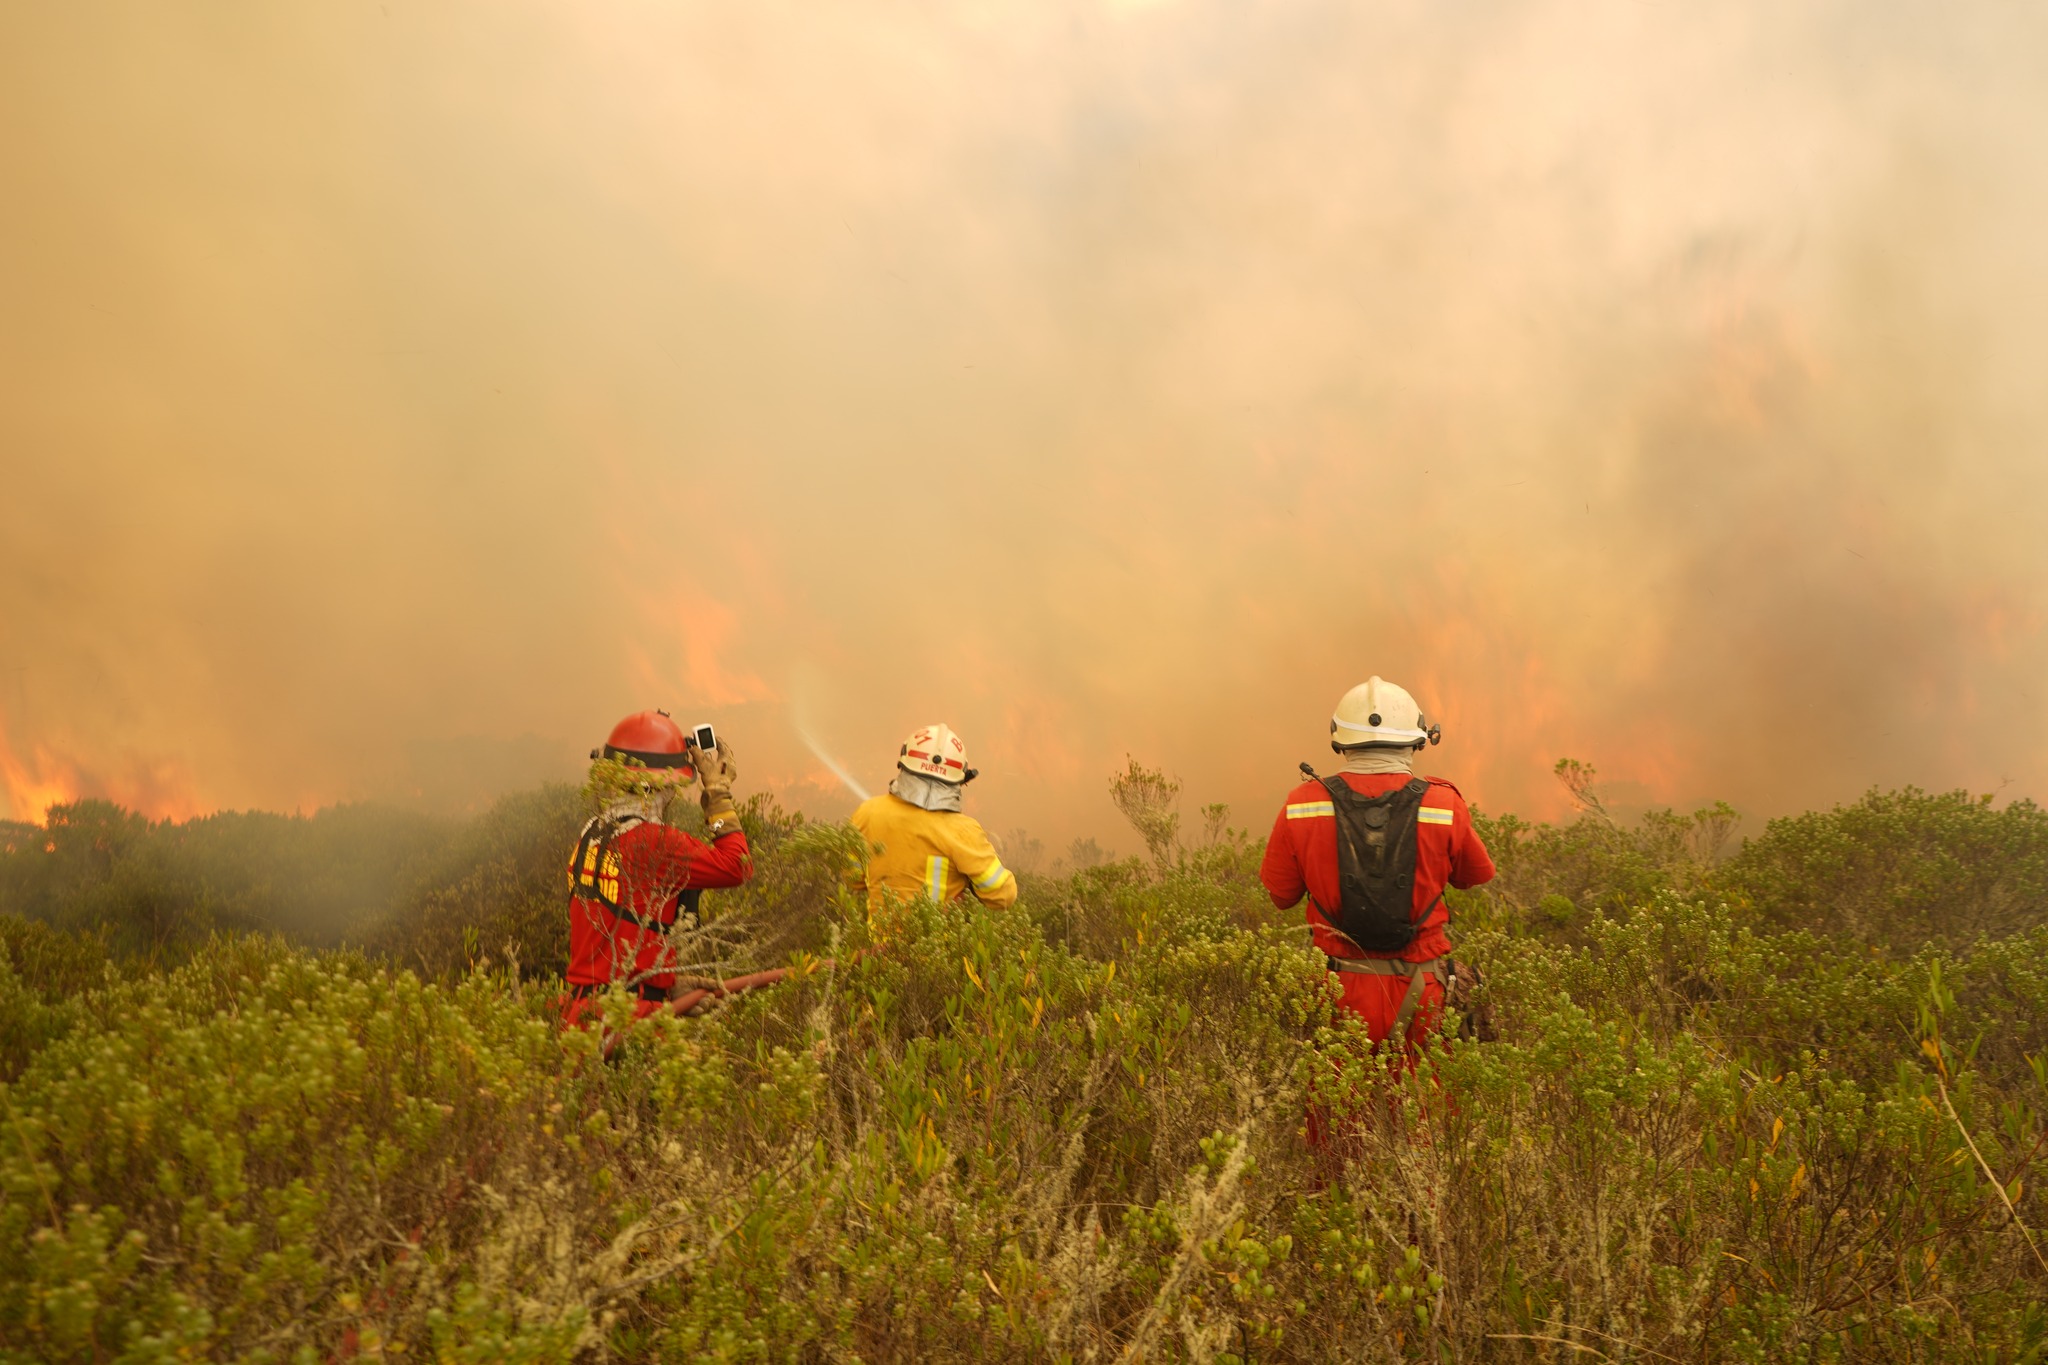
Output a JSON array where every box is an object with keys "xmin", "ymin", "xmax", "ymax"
[
  {"xmin": 1333, "ymin": 967, "xmax": 1444, "ymax": 1050},
  {"xmin": 1306, "ymin": 968, "xmax": 1445, "ymax": 1150},
  {"xmin": 559, "ymin": 991, "xmax": 666, "ymax": 1031}
]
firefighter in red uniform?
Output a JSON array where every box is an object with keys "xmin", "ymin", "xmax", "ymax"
[
  {"xmin": 1260, "ymin": 677, "xmax": 1495, "ymax": 1075},
  {"xmin": 563, "ymin": 710, "xmax": 752, "ymax": 1028}
]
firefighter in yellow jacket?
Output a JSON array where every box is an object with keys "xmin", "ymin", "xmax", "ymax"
[{"xmin": 851, "ymin": 724, "xmax": 1017, "ymax": 932}]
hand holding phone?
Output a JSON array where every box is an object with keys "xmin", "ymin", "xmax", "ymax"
[
  {"xmin": 687, "ymin": 724, "xmax": 739, "ymax": 831},
  {"xmin": 687, "ymin": 724, "xmax": 733, "ymax": 791}
]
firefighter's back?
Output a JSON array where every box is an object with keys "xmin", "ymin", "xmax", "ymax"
[{"xmin": 851, "ymin": 793, "xmax": 1015, "ymax": 911}]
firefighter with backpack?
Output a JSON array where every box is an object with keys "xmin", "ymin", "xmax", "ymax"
[{"xmin": 1259, "ymin": 677, "xmax": 1495, "ymax": 1072}]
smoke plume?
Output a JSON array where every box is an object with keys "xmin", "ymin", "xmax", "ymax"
[{"xmin": 4, "ymin": 0, "xmax": 2046, "ymax": 844}]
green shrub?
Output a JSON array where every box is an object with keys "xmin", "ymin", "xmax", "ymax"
[
  {"xmin": 1723, "ymin": 786, "xmax": 2048, "ymax": 946},
  {"xmin": 0, "ymin": 937, "xmax": 618, "ymax": 1363},
  {"xmin": 355, "ymin": 784, "xmax": 585, "ymax": 980},
  {"xmin": 0, "ymin": 799, "xmax": 457, "ymax": 960},
  {"xmin": 0, "ymin": 916, "xmax": 107, "ymax": 1081},
  {"xmin": 1, "ymin": 784, "xmax": 2044, "ymax": 1360}
]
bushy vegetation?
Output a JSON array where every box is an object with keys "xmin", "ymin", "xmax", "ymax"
[
  {"xmin": 2, "ymin": 775, "xmax": 2046, "ymax": 1361},
  {"xmin": 0, "ymin": 797, "xmax": 476, "ymax": 960},
  {"xmin": 1723, "ymin": 787, "xmax": 2048, "ymax": 946}
]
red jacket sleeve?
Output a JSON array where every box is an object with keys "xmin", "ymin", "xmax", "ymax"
[
  {"xmin": 626, "ymin": 824, "xmax": 753, "ymax": 892},
  {"xmin": 1447, "ymin": 803, "xmax": 1495, "ymax": 890},
  {"xmin": 1259, "ymin": 801, "xmax": 1306, "ymax": 910}
]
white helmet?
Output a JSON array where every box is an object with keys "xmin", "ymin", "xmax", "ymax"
[
  {"xmin": 1330, "ymin": 677, "xmax": 1442, "ymax": 751},
  {"xmin": 898, "ymin": 723, "xmax": 978, "ymax": 784}
]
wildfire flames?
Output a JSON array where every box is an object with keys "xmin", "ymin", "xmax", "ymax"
[
  {"xmin": 0, "ymin": 712, "xmax": 205, "ymax": 826},
  {"xmin": 0, "ymin": 728, "xmax": 79, "ymax": 827}
]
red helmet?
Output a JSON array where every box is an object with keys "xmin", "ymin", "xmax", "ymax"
[{"xmin": 591, "ymin": 709, "xmax": 695, "ymax": 778}]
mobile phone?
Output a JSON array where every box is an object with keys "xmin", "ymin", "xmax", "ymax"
[{"xmin": 691, "ymin": 722, "xmax": 717, "ymax": 753}]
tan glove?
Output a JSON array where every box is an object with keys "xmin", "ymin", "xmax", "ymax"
[
  {"xmin": 691, "ymin": 739, "xmax": 741, "ymax": 835},
  {"xmin": 1445, "ymin": 961, "xmax": 1498, "ymax": 1043}
]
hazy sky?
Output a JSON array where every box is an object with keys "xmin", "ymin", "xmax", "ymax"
[{"xmin": 4, "ymin": 0, "xmax": 2046, "ymax": 848}]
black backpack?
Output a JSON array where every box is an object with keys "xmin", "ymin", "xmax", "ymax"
[{"xmin": 1312, "ymin": 774, "xmax": 1439, "ymax": 952}]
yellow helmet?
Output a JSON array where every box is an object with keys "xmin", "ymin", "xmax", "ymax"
[
  {"xmin": 1330, "ymin": 676, "xmax": 1442, "ymax": 751},
  {"xmin": 898, "ymin": 723, "xmax": 976, "ymax": 784}
]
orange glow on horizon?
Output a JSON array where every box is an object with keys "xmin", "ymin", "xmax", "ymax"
[{"xmin": 0, "ymin": 713, "xmax": 207, "ymax": 827}]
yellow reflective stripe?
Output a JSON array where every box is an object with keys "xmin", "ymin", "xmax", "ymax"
[
  {"xmin": 1418, "ymin": 807, "xmax": 1454, "ymax": 825},
  {"xmin": 1285, "ymin": 801, "xmax": 1336, "ymax": 819},
  {"xmin": 926, "ymin": 855, "xmax": 950, "ymax": 902},
  {"xmin": 972, "ymin": 859, "xmax": 1011, "ymax": 890}
]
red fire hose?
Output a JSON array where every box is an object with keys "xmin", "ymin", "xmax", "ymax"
[
  {"xmin": 579, "ymin": 953, "xmax": 869, "ymax": 1058},
  {"xmin": 667, "ymin": 963, "xmax": 822, "ymax": 1017}
]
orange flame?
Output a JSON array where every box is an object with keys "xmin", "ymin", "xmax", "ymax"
[
  {"xmin": 0, "ymin": 726, "xmax": 83, "ymax": 825},
  {"xmin": 0, "ymin": 710, "xmax": 207, "ymax": 826}
]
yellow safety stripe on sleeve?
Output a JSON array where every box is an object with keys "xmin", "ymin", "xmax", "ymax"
[
  {"xmin": 1285, "ymin": 801, "xmax": 1336, "ymax": 819},
  {"xmin": 926, "ymin": 854, "xmax": 951, "ymax": 903},
  {"xmin": 972, "ymin": 859, "xmax": 1012, "ymax": 891},
  {"xmin": 1418, "ymin": 807, "xmax": 1454, "ymax": 826}
]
